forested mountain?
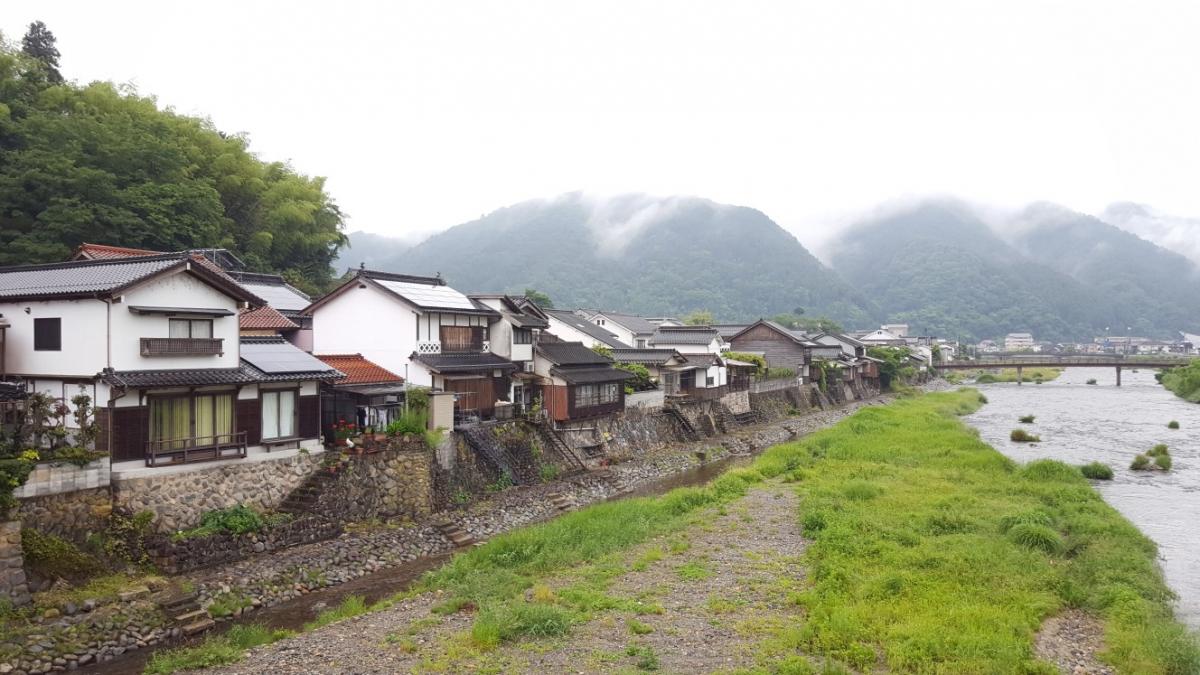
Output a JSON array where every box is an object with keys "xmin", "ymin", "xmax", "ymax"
[
  {"xmin": 0, "ymin": 27, "xmax": 345, "ymax": 294},
  {"xmin": 1008, "ymin": 203, "xmax": 1200, "ymax": 337},
  {"xmin": 351, "ymin": 193, "xmax": 875, "ymax": 324},
  {"xmin": 828, "ymin": 200, "xmax": 1200, "ymax": 341},
  {"xmin": 828, "ymin": 201, "xmax": 1103, "ymax": 342}
]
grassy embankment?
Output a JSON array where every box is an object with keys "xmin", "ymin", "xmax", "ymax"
[
  {"xmin": 146, "ymin": 390, "xmax": 1198, "ymax": 673},
  {"xmin": 947, "ymin": 367, "xmax": 1063, "ymax": 384},
  {"xmin": 1161, "ymin": 361, "xmax": 1200, "ymax": 403}
]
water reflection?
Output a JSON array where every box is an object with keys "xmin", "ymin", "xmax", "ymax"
[{"xmin": 965, "ymin": 366, "xmax": 1200, "ymax": 627}]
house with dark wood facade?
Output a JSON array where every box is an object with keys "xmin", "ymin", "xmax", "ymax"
[
  {"xmin": 314, "ymin": 353, "xmax": 407, "ymax": 437},
  {"xmin": 727, "ymin": 320, "xmax": 820, "ymax": 384},
  {"xmin": 532, "ymin": 341, "xmax": 632, "ymax": 421}
]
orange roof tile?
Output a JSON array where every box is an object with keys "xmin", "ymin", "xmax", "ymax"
[
  {"xmin": 239, "ymin": 305, "xmax": 299, "ymax": 330},
  {"xmin": 314, "ymin": 354, "xmax": 404, "ymax": 385},
  {"xmin": 71, "ymin": 243, "xmax": 163, "ymax": 260}
]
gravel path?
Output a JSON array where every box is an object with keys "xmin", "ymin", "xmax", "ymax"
[
  {"xmin": 203, "ymin": 484, "xmax": 810, "ymax": 674},
  {"xmin": 1034, "ymin": 609, "xmax": 1115, "ymax": 675}
]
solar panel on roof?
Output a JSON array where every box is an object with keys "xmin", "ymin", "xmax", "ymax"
[
  {"xmin": 241, "ymin": 341, "xmax": 334, "ymax": 374},
  {"xmin": 239, "ymin": 282, "xmax": 310, "ymax": 311},
  {"xmin": 377, "ymin": 280, "xmax": 476, "ymax": 310}
]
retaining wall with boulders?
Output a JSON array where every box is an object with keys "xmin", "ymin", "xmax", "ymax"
[
  {"xmin": 17, "ymin": 487, "xmax": 112, "ymax": 546},
  {"xmin": 112, "ymin": 449, "xmax": 327, "ymax": 534}
]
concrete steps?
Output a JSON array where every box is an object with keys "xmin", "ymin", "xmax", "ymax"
[
  {"xmin": 160, "ymin": 592, "xmax": 216, "ymax": 636},
  {"xmin": 547, "ymin": 492, "xmax": 575, "ymax": 513}
]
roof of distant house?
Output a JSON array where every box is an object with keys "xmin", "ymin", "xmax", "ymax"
[
  {"xmin": 411, "ymin": 351, "xmax": 518, "ymax": 373},
  {"xmin": 306, "ymin": 268, "xmax": 497, "ymax": 316},
  {"xmin": 543, "ymin": 309, "xmax": 628, "ymax": 348},
  {"xmin": 593, "ymin": 311, "xmax": 658, "ymax": 335},
  {"xmin": 727, "ymin": 320, "xmax": 816, "ymax": 346},
  {"xmin": 227, "ymin": 271, "xmax": 311, "ymax": 313},
  {"xmin": 315, "ymin": 353, "xmax": 404, "ymax": 385},
  {"xmin": 0, "ymin": 254, "xmax": 263, "ymax": 305},
  {"xmin": 712, "ymin": 324, "xmax": 748, "ymax": 340},
  {"xmin": 239, "ymin": 305, "xmax": 299, "ymax": 331},
  {"xmin": 608, "ymin": 348, "xmax": 687, "ymax": 366},
  {"xmin": 469, "ymin": 294, "xmax": 551, "ymax": 328},
  {"xmin": 70, "ymin": 243, "xmax": 162, "ymax": 260},
  {"xmin": 651, "ymin": 325, "xmax": 721, "ymax": 345},
  {"xmin": 535, "ymin": 340, "xmax": 614, "ymax": 366}
]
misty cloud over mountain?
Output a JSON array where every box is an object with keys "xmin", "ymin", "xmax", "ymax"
[{"xmin": 337, "ymin": 193, "xmax": 1200, "ymax": 342}]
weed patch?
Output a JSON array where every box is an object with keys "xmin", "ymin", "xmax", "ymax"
[
  {"xmin": 1079, "ymin": 462, "xmax": 1114, "ymax": 480},
  {"xmin": 144, "ymin": 624, "xmax": 294, "ymax": 674}
]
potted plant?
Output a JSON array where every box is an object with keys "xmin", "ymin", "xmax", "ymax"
[{"xmin": 333, "ymin": 420, "xmax": 356, "ymax": 447}]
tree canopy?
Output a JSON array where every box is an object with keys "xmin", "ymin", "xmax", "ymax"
[
  {"xmin": 523, "ymin": 288, "xmax": 553, "ymax": 309},
  {"xmin": 0, "ymin": 28, "xmax": 345, "ymax": 294}
]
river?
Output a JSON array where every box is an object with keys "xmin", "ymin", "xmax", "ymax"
[{"xmin": 965, "ymin": 366, "xmax": 1200, "ymax": 628}]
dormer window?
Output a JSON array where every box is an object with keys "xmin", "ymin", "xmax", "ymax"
[{"xmin": 170, "ymin": 318, "xmax": 213, "ymax": 339}]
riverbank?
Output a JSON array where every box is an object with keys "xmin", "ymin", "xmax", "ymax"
[
  {"xmin": 948, "ymin": 366, "xmax": 1063, "ymax": 384},
  {"xmin": 180, "ymin": 389, "xmax": 1197, "ymax": 674}
]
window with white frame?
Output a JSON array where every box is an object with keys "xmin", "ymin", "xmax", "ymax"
[
  {"xmin": 261, "ymin": 390, "xmax": 297, "ymax": 440},
  {"xmin": 575, "ymin": 382, "xmax": 620, "ymax": 407}
]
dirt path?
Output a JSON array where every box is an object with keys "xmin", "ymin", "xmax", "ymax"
[
  {"xmin": 204, "ymin": 484, "xmax": 810, "ymax": 674},
  {"xmin": 1034, "ymin": 609, "xmax": 1114, "ymax": 675}
]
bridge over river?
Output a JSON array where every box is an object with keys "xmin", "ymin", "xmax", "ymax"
[{"xmin": 934, "ymin": 354, "xmax": 1198, "ymax": 386}]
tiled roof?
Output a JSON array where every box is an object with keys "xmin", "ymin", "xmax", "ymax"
[
  {"xmin": 544, "ymin": 309, "xmax": 627, "ymax": 348},
  {"xmin": 651, "ymin": 326, "xmax": 721, "ymax": 345},
  {"xmin": 101, "ymin": 367, "xmax": 259, "ymax": 388},
  {"xmin": 412, "ymin": 351, "xmax": 518, "ymax": 373},
  {"xmin": 595, "ymin": 312, "xmax": 658, "ymax": 335},
  {"xmin": 0, "ymin": 381, "xmax": 26, "ymax": 401},
  {"xmin": 315, "ymin": 354, "xmax": 404, "ymax": 385},
  {"xmin": 71, "ymin": 243, "xmax": 162, "ymax": 260},
  {"xmin": 551, "ymin": 366, "xmax": 635, "ymax": 384},
  {"xmin": 536, "ymin": 341, "xmax": 613, "ymax": 366},
  {"xmin": 713, "ymin": 324, "xmax": 748, "ymax": 339},
  {"xmin": 609, "ymin": 348, "xmax": 685, "ymax": 366},
  {"xmin": 240, "ymin": 305, "xmax": 298, "ymax": 330},
  {"xmin": 0, "ymin": 254, "xmax": 262, "ymax": 304}
]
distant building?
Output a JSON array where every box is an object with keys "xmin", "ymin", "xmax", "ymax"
[
  {"xmin": 881, "ymin": 323, "xmax": 910, "ymax": 338},
  {"xmin": 976, "ymin": 339, "xmax": 999, "ymax": 353},
  {"xmin": 1004, "ymin": 333, "xmax": 1034, "ymax": 352}
]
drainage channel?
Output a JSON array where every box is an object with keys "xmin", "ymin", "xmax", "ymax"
[{"xmin": 79, "ymin": 454, "xmax": 750, "ymax": 674}]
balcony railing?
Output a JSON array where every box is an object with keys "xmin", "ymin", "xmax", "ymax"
[
  {"xmin": 140, "ymin": 337, "xmax": 224, "ymax": 357},
  {"xmin": 145, "ymin": 431, "xmax": 247, "ymax": 467}
]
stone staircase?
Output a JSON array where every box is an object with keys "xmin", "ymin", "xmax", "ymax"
[
  {"xmin": 663, "ymin": 406, "xmax": 701, "ymax": 442},
  {"xmin": 432, "ymin": 518, "xmax": 475, "ymax": 547},
  {"xmin": 159, "ymin": 592, "xmax": 215, "ymax": 636},
  {"xmin": 547, "ymin": 492, "xmax": 575, "ymax": 513},
  {"xmin": 734, "ymin": 411, "xmax": 761, "ymax": 425},
  {"xmin": 536, "ymin": 425, "xmax": 588, "ymax": 474},
  {"xmin": 277, "ymin": 460, "xmax": 344, "ymax": 516},
  {"xmin": 461, "ymin": 424, "xmax": 540, "ymax": 484}
]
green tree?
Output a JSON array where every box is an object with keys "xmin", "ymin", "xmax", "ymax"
[
  {"xmin": 523, "ymin": 288, "xmax": 553, "ymax": 309},
  {"xmin": 21, "ymin": 21, "xmax": 62, "ymax": 84},
  {"xmin": 867, "ymin": 346, "xmax": 915, "ymax": 391},
  {"xmin": 0, "ymin": 39, "xmax": 346, "ymax": 291},
  {"xmin": 682, "ymin": 310, "xmax": 713, "ymax": 325}
]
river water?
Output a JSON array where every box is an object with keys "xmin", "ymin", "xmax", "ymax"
[{"xmin": 964, "ymin": 366, "xmax": 1200, "ymax": 628}]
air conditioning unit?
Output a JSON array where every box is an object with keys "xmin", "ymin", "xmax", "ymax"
[{"xmin": 523, "ymin": 361, "xmax": 535, "ymax": 373}]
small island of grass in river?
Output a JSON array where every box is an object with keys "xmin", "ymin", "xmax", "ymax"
[
  {"xmin": 949, "ymin": 367, "xmax": 1064, "ymax": 384},
  {"xmin": 157, "ymin": 389, "xmax": 1198, "ymax": 674}
]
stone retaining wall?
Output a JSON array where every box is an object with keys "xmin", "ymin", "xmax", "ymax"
[
  {"xmin": 318, "ymin": 440, "xmax": 434, "ymax": 522},
  {"xmin": 150, "ymin": 515, "xmax": 343, "ymax": 575},
  {"xmin": 113, "ymin": 450, "xmax": 327, "ymax": 534},
  {"xmin": 17, "ymin": 487, "xmax": 111, "ymax": 545},
  {"xmin": 0, "ymin": 522, "xmax": 30, "ymax": 607}
]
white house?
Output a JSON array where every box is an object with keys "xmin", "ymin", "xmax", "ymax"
[
  {"xmin": 0, "ymin": 253, "xmax": 341, "ymax": 469},
  {"xmin": 1004, "ymin": 332, "xmax": 1035, "ymax": 352},
  {"xmin": 469, "ymin": 294, "xmax": 551, "ymax": 413},
  {"xmin": 544, "ymin": 309, "xmax": 628, "ymax": 349},
  {"xmin": 306, "ymin": 268, "xmax": 516, "ymax": 420},
  {"xmin": 584, "ymin": 311, "xmax": 658, "ymax": 349},
  {"xmin": 649, "ymin": 325, "xmax": 728, "ymax": 390}
]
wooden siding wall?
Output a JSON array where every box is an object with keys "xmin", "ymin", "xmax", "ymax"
[
  {"xmin": 236, "ymin": 398, "xmax": 261, "ymax": 446},
  {"xmin": 567, "ymin": 384, "xmax": 625, "ymax": 420},
  {"xmin": 443, "ymin": 377, "xmax": 497, "ymax": 417},
  {"xmin": 542, "ymin": 384, "xmax": 569, "ymax": 421},
  {"xmin": 101, "ymin": 406, "xmax": 150, "ymax": 462},
  {"xmin": 730, "ymin": 325, "xmax": 808, "ymax": 370},
  {"xmin": 298, "ymin": 395, "xmax": 319, "ymax": 439}
]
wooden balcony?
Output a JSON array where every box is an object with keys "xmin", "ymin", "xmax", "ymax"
[
  {"xmin": 140, "ymin": 337, "xmax": 224, "ymax": 357},
  {"xmin": 145, "ymin": 431, "xmax": 247, "ymax": 467}
]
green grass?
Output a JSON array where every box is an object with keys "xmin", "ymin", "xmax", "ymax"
[
  {"xmin": 303, "ymin": 595, "xmax": 370, "ymax": 631},
  {"xmin": 1148, "ymin": 444, "xmax": 1170, "ymax": 458},
  {"xmin": 970, "ymin": 368, "xmax": 1063, "ymax": 384},
  {"xmin": 1010, "ymin": 428, "xmax": 1041, "ymax": 443},
  {"xmin": 748, "ymin": 389, "xmax": 1198, "ymax": 674},
  {"xmin": 1080, "ymin": 462, "xmax": 1114, "ymax": 480},
  {"xmin": 1168, "ymin": 420, "xmax": 1180, "ymax": 430},
  {"xmin": 1131, "ymin": 454, "xmax": 1152, "ymax": 471},
  {"xmin": 1019, "ymin": 414, "xmax": 1036, "ymax": 424},
  {"xmin": 1155, "ymin": 454, "xmax": 1173, "ymax": 471},
  {"xmin": 144, "ymin": 624, "xmax": 295, "ymax": 674},
  {"xmin": 1161, "ymin": 361, "xmax": 1200, "ymax": 403}
]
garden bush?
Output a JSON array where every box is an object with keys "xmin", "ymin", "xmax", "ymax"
[{"xmin": 21, "ymin": 528, "xmax": 103, "ymax": 580}]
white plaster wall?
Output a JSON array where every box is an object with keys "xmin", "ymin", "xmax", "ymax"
[
  {"xmin": 0, "ymin": 299, "xmax": 107, "ymax": 377},
  {"xmin": 113, "ymin": 271, "xmax": 241, "ymax": 370},
  {"xmin": 311, "ymin": 285, "xmax": 419, "ymax": 378},
  {"xmin": 591, "ymin": 315, "xmax": 634, "ymax": 346},
  {"xmin": 547, "ymin": 316, "xmax": 616, "ymax": 348},
  {"xmin": 511, "ymin": 343, "xmax": 533, "ymax": 362}
]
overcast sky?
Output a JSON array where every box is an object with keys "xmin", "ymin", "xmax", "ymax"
[{"xmin": 7, "ymin": 1, "xmax": 1200, "ymax": 250}]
